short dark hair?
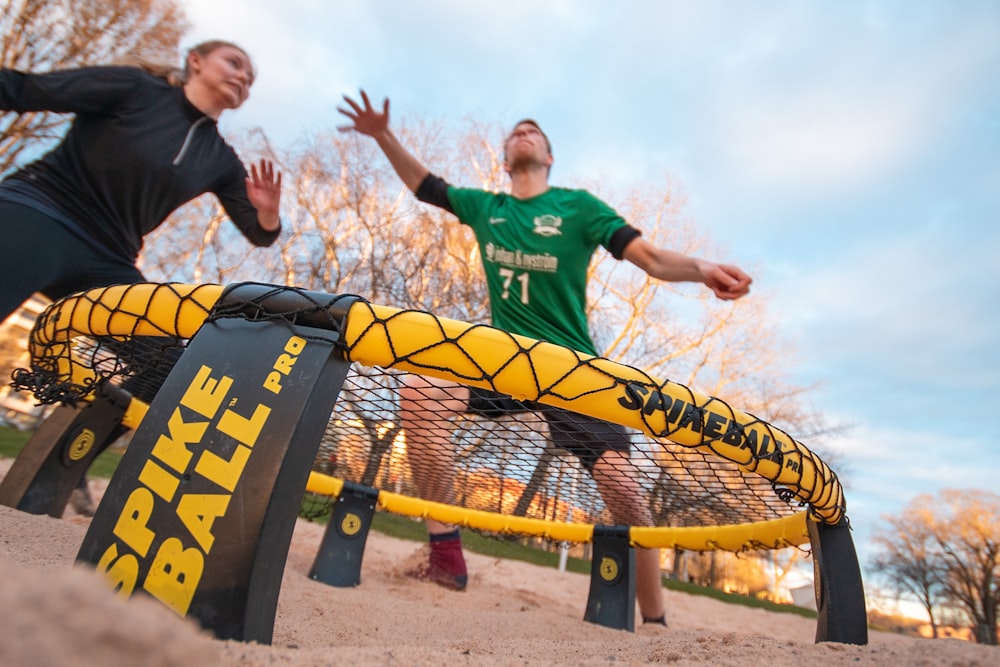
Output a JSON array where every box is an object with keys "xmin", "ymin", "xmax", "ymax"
[{"xmin": 507, "ymin": 119, "xmax": 552, "ymax": 155}]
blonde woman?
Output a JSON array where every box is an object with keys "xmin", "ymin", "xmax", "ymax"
[{"xmin": 0, "ymin": 40, "xmax": 282, "ymax": 320}]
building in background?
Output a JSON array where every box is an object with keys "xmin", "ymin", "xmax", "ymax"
[{"xmin": 0, "ymin": 295, "xmax": 51, "ymax": 429}]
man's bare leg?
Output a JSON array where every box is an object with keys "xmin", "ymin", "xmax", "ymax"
[
  {"xmin": 591, "ymin": 450, "xmax": 667, "ymax": 624},
  {"xmin": 399, "ymin": 375, "xmax": 471, "ymax": 589}
]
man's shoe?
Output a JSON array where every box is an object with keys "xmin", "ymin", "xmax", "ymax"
[{"xmin": 404, "ymin": 530, "xmax": 468, "ymax": 591}]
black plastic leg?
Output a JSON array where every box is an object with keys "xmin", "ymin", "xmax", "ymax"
[
  {"xmin": 76, "ymin": 318, "xmax": 349, "ymax": 643},
  {"xmin": 309, "ymin": 481, "xmax": 379, "ymax": 587},
  {"xmin": 583, "ymin": 526, "xmax": 636, "ymax": 632},
  {"xmin": 0, "ymin": 386, "xmax": 130, "ymax": 517},
  {"xmin": 808, "ymin": 518, "xmax": 869, "ymax": 645}
]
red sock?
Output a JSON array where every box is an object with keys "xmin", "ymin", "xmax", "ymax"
[{"xmin": 427, "ymin": 530, "xmax": 468, "ymax": 590}]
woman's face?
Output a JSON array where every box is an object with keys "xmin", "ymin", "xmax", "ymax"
[{"xmin": 189, "ymin": 45, "xmax": 255, "ymax": 110}]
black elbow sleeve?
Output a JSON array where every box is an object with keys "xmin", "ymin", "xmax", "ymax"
[
  {"xmin": 607, "ymin": 226, "xmax": 642, "ymax": 260},
  {"xmin": 415, "ymin": 173, "xmax": 454, "ymax": 213}
]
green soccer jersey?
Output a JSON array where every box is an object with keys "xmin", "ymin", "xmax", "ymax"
[{"xmin": 447, "ymin": 186, "xmax": 628, "ymax": 356}]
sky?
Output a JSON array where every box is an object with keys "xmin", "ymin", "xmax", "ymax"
[{"xmin": 178, "ymin": 0, "xmax": 1000, "ymax": 596}]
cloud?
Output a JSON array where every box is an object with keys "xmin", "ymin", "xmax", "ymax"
[
  {"xmin": 699, "ymin": 14, "xmax": 1000, "ymax": 201},
  {"xmin": 773, "ymin": 225, "xmax": 1000, "ymax": 390},
  {"xmin": 716, "ymin": 92, "xmax": 921, "ymax": 193}
]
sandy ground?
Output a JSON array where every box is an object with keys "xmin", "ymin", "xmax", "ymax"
[{"xmin": 0, "ymin": 461, "xmax": 996, "ymax": 666}]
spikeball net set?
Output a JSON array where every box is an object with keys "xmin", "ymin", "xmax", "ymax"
[{"xmin": 10, "ymin": 281, "xmax": 846, "ymax": 554}]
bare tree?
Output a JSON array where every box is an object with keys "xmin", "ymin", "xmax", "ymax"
[
  {"xmin": 872, "ymin": 490, "xmax": 1000, "ymax": 644},
  {"xmin": 933, "ymin": 490, "xmax": 1000, "ymax": 644},
  {"xmin": 870, "ymin": 497, "xmax": 947, "ymax": 637},
  {"xmin": 0, "ymin": 0, "xmax": 188, "ymax": 175}
]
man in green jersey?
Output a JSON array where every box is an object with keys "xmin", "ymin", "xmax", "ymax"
[{"xmin": 339, "ymin": 91, "xmax": 752, "ymax": 626}]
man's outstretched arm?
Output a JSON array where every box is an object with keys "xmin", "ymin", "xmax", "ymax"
[
  {"xmin": 622, "ymin": 236, "xmax": 753, "ymax": 301},
  {"xmin": 338, "ymin": 90, "xmax": 429, "ymax": 193}
]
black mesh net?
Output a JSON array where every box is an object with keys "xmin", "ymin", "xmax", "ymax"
[
  {"xmin": 296, "ymin": 363, "xmax": 808, "ymax": 530},
  {"xmin": 10, "ymin": 282, "xmax": 845, "ymax": 547}
]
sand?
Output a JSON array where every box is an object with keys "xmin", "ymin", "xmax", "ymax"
[{"xmin": 0, "ymin": 461, "xmax": 996, "ymax": 666}]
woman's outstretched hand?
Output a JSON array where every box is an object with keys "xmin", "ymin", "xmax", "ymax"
[{"xmin": 247, "ymin": 158, "xmax": 282, "ymax": 231}]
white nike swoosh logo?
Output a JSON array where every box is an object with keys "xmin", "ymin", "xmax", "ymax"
[{"xmin": 489, "ymin": 217, "xmax": 506, "ymax": 224}]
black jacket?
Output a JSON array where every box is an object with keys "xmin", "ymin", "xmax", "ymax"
[{"xmin": 0, "ymin": 66, "xmax": 280, "ymax": 261}]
